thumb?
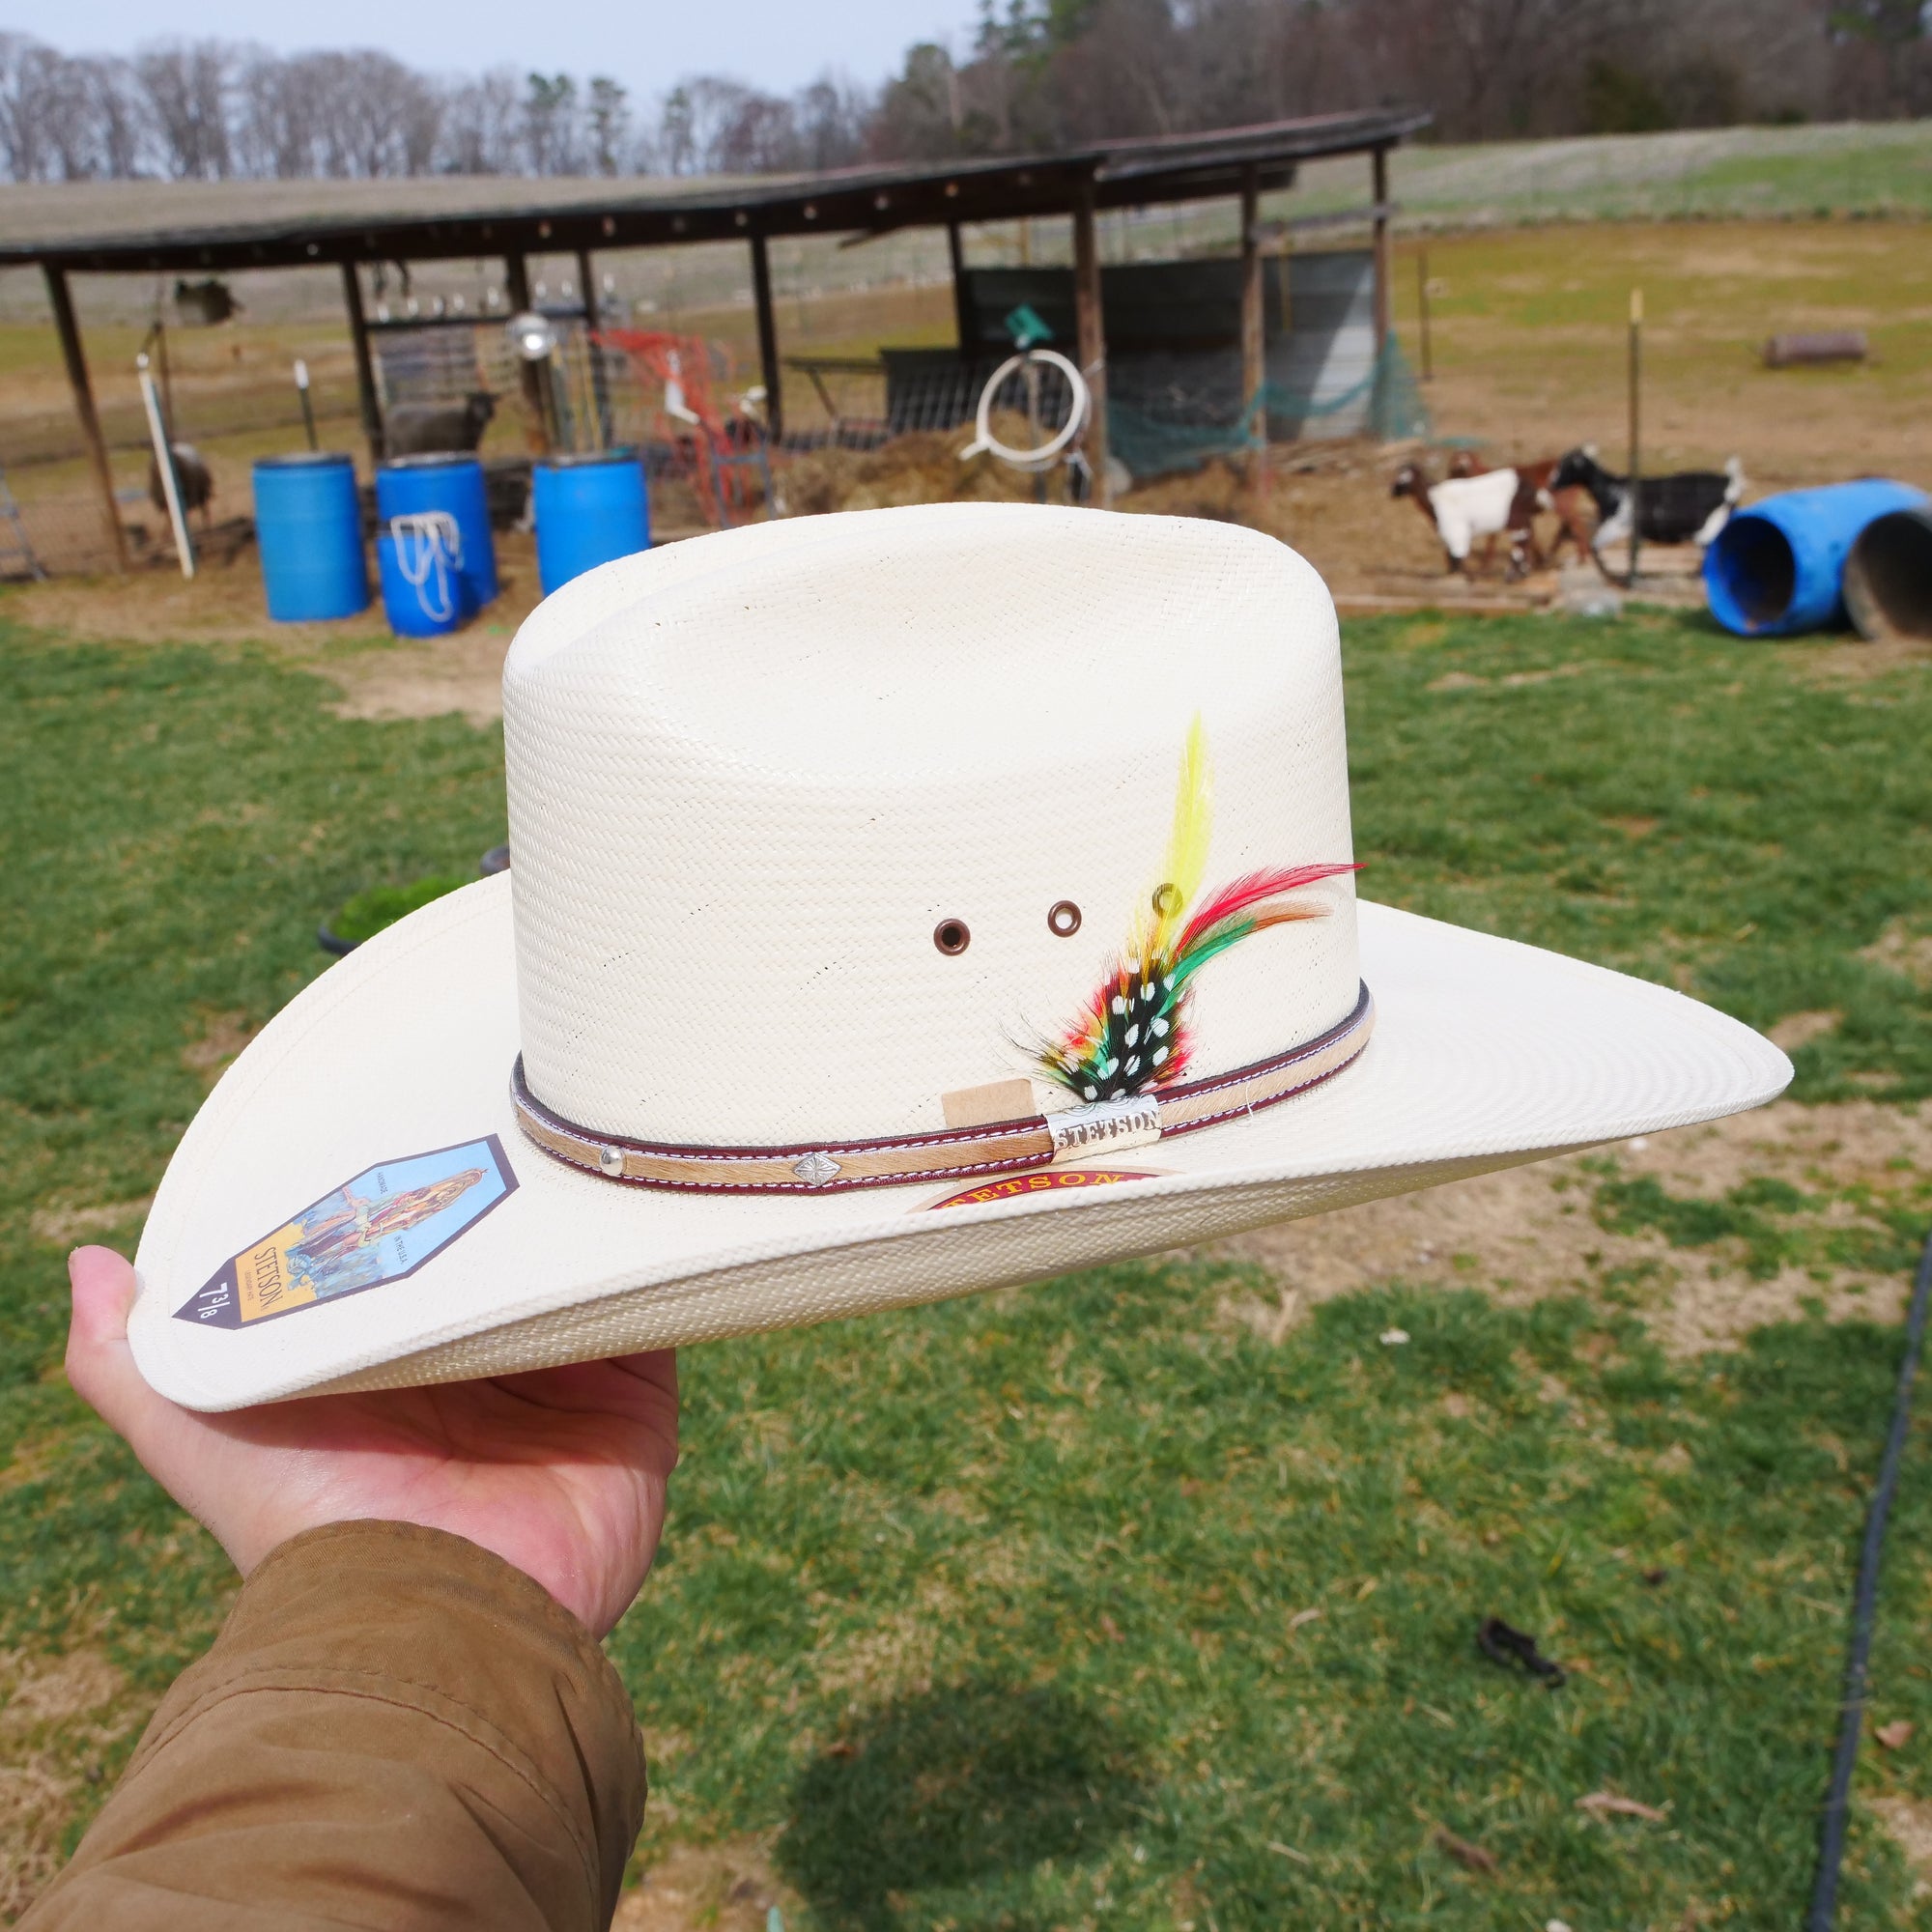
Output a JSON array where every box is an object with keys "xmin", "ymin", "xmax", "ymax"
[{"xmin": 66, "ymin": 1246, "xmax": 169, "ymax": 1443}]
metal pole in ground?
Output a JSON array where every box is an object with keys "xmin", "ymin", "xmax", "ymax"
[
  {"xmin": 1627, "ymin": 287, "xmax": 1643, "ymax": 590},
  {"xmin": 1417, "ymin": 244, "xmax": 1433, "ymax": 384},
  {"xmin": 294, "ymin": 359, "xmax": 319, "ymax": 450}
]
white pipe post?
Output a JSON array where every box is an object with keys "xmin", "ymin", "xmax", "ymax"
[{"xmin": 136, "ymin": 353, "xmax": 195, "ymax": 580}]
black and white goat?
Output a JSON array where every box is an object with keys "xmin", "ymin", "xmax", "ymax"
[{"xmin": 1551, "ymin": 446, "xmax": 1745, "ymax": 578}]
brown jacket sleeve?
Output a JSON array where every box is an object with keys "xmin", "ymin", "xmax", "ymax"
[{"xmin": 18, "ymin": 1520, "xmax": 646, "ymax": 1932}]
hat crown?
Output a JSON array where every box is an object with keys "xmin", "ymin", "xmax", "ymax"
[{"xmin": 503, "ymin": 504, "xmax": 1358, "ymax": 1146}]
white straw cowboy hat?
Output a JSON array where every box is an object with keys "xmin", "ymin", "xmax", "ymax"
[{"xmin": 130, "ymin": 503, "xmax": 1789, "ymax": 1410}]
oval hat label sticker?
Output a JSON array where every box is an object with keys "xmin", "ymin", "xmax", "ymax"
[
  {"xmin": 923, "ymin": 1166, "xmax": 1166, "ymax": 1212},
  {"xmin": 176, "ymin": 1135, "xmax": 518, "ymax": 1329}
]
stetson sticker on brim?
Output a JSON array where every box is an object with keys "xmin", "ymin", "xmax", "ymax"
[
  {"xmin": 175, "ymin": 1136, "xmax": 517, "ymax": 1329},
  {"xmin": 923, "ymin": 1166, "xmax": 1169, "ymax": 1211}
]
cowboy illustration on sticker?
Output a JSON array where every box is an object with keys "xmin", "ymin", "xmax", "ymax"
[{"xmin": 175, "ymin": 1136, "xmax": 518, "ymax": 1329}]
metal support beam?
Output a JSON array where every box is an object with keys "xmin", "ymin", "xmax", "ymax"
[
  {"xmin": 749, "ymin": 233, "xmax": 782, "ymax": 444},
  {"xmin": 339, "ymin": 261, "xmax": 385, "ymax": 466},
  {"xmin": 1072, "ymin": 182, "xmax": 1110, "ymax": 507},
  {"xmin": 339, "ymin": 262, "xmax": 385, "ymax": 465},
  {"xmin": 1238, "ymin": 164, "xmax": 1265, "ymax": 472},
  {"xmin": 947, "ymin": 220, "xmax": 974, "ymax": 364},
  {"xmin": 44, "ymin": 264, "xmax": 127, "ymax": 571},
  {"xmin": 504, "ymin": 253, "xmax": 553, "ymax": 455},
  {"xmin": 1371, "ymin": 147, "xmax": 1393, "ymax": 354},
  {"xmin": 577, "ymin": 245, "xmax": 613, "ymax": 449}
]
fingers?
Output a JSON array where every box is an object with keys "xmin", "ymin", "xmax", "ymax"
[{"xmin": 66, "ymin": 1247, "xmax": 170, "ymax": 1445}]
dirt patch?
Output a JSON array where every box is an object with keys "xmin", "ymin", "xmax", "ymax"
[
  {"xmin": 1768, "ymin": 1009, "xmax": 1841, "ymax": 1051},
  {"xmin": 325, "ymin": 626, "xmax": 520, "ymax": 726},
  {"xmin": 1221, "ymin": 1099, "xmax": 1931, "ymax": 1356},
  {"xmin": 1863, "ymin": 918, "xmax": 1932, "ymax": 991},
  {"xmin": 0, "ymin": 1653, "xmax": 124, "ymax": 1737},
  {"xmin": 1872, "ymin": 1795, "xmax": 1932, "ymax": 1900},
  {"xmin": 181, "ymin": 1009, "xmax": 256, "ymax": 1086},
  {"xmin": 27, "ymin": 1199, "xmax": 153, "ymax": 1248},
  {"xmin": 614, "ymin": 1838, "xmax": 796, "ymax": 1932},
  {"xmin": 0, "ymin": 1648, "xmax": 136, "ymax": 1921}
]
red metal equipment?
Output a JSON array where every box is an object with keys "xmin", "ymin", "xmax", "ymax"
[{"xmin": 595, "ymin": 328, "xmax": 771, "ymax": 527}]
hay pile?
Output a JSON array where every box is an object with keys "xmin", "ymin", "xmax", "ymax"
[{"xmin": 778, "ymin": 414, "xmax": 1077, "ymax": 518}]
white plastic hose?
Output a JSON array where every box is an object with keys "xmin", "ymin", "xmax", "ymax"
[
  {"xmin": 390, "ymin": 511, "xmax": 463, "ymax": 624},
  {"xmin": 959, "ymin": 348, "xmax": 1091, "ymax": 471}
]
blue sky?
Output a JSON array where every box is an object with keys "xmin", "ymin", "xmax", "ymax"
[{"xmin": 9, "ymin": 0, "xmax": 982, "ymax": 95}]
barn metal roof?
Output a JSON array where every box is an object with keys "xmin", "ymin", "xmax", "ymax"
[{"xmin": 0, "ymin": 107, "xmax": 1430, "ymax": 273}]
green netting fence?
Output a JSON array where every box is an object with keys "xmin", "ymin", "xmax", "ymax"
[{"xmin": 1106, "ymin": 334, "xmax": 1432, "ymax": 482}]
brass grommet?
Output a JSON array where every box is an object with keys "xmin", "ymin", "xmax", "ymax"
[
  {"xmin": 933, "ymin": 918, "xmax": 971, "ymax": 955},
  {"xmin": 1048, "ymin": 899, "xmax": 1082, "ymax": 936},
  {"xmin": 1151, "ymin": 882, "xmax": 1181, "ymax": 917}
]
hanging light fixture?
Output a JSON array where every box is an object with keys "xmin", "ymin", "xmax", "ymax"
[{"xmin": 506, "ymin": 311, "xmax": 557, "ymax": 362}]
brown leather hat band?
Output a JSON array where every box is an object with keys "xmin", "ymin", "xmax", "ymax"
[{"xmin": 510, "ymin": 982, "xmax": 1374, "ymax": 1196}]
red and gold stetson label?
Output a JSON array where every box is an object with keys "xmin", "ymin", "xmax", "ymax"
[
  {"xmin": 176, "ymin": 1135, "xmax": 517, "ymax": 1329},
  {"xmin": 923, "ymin": 1166, "xmax": 1166, "ymax": 1212}
]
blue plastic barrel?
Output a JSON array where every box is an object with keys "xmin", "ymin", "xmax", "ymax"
[
  {"xmin": 376, "ymin": 524, "xmax": 467, "ymax": 637},
  {"xmin": 253, "ymin": 453, "xmax": 368, "ymax": 621},
  {"xmin": 1704, "ymin": 479, "xmax": 1930, "ymax": 638},
  {"xmin": 532, "ymin": 449, "xmax": 650, "ymax": 595},
  {"xmin": 377, "ymin": 454, "xmax": 497, "ymax": 613}
]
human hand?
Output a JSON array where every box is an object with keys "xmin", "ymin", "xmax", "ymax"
[{"xmin": 65, "ymin": 1246, "xmax": 678, "ymax": 1638}]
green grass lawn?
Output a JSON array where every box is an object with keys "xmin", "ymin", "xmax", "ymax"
[{"xmin": 3, "ymin": 603, "xmax": 1932, "ymax": 1926}]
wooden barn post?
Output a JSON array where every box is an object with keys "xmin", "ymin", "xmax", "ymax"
[
  {"xmin": 503, "ymin": 252, "xmax": 553, "ymax": 455},
  {"xmin": 1072, "ymin": 179, "xmax": 1110, "ymax": 506},
  {"xmin": 749, "ymin": 231, "xmax": 783, "ymax": 444},
  {"xmin": 1239, "ymin": 163, "xmax": 1265, "ymax": 480},
  {"xmin": 339, "ymin": 261, "xmax": 385, "ymax": 465},
  {"xmin": 948, "ymin": 219, "xmax": 974, "ymax": 363},
  {"xmin": 1371, "ymin": 146, "xmax": 1393, "ymax": 352},
  {"xmin": 576, "ymin": 245, "xmax": 613, "ymax": 448},
  {"xmin": 44, "ymin": 264, "xmax": 128, "ymax": 572}
]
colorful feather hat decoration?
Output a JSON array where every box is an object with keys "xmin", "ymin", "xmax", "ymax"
[{"xmin": 1037, "ymin": 717, "xmax": 1360, "ymax": 1105}]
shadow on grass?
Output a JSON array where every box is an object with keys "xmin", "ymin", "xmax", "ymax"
[{"xmin": 778, "ymin": 1677, "xmax": 1145, "ymax": 1929}]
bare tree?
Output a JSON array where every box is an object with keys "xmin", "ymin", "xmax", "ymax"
[
  {"xmin": 136, "ymin": 41, "xmax": 234, "ymax": 179},
  {"xmin": 441, "ymin": 68, "xmax": 523, "ymax": 175},
  {"xmin": 78, "ymin": 55, "xmax": 150, "ymax": 177}
]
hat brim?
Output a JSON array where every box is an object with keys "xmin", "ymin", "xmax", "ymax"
[{"xmin": 131, "ymin": 877, "xmax": 1789, "ymax": 1409}]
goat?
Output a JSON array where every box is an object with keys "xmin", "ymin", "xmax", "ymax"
[
  {"xmin": 1447, "ymin": 450, "xmax": 1595, "ymax": 567},
  {"xmin": 149, "ymin": 442, "xmax": 213, "ymax": 526},
  {"xmin": 1392, "ymin": 461, "xmax": 1538, "ymax": 579},
  {"xmin": 1551, "ymin": 447, "xmax": 1745, "ymax": 578},
  {"xmin": 384, "ymin": 391, "xmax": 497, "ymax": 458}
]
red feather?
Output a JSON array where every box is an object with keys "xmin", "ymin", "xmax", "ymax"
[{"xmin": 1176, "ymin": 863, "xmax": 1362, "ymax": 958}]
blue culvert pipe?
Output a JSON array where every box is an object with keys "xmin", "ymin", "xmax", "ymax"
[{"xmin": 1704, "ymin": 479, "xmax": 1929, "ymax": 638}]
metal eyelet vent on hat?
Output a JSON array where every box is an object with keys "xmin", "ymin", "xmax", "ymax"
[
  {"xmin": 1151, "ymin": 883, "xmax": 1181, "ymax": 918},
  {"xmin": 933, "ymin": 918, "xmax": 971, "ymax": 955},
  {"xmin": 1048, "ymin": 900, "xmax": 1082, "ymax": 936}
]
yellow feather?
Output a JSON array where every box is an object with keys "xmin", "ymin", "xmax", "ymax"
[{"xmin": 1135, "ymin": 715, "xmax": 1213, "ymax": 961}]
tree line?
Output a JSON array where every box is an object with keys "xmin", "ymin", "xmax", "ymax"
[
  {"xmin": 3, "ymin": 0, "xmax": 1925, "ymax": 185},
  {"xmin": 0, "ymin": 42, "xmax": 873, "ymax": 182}
]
